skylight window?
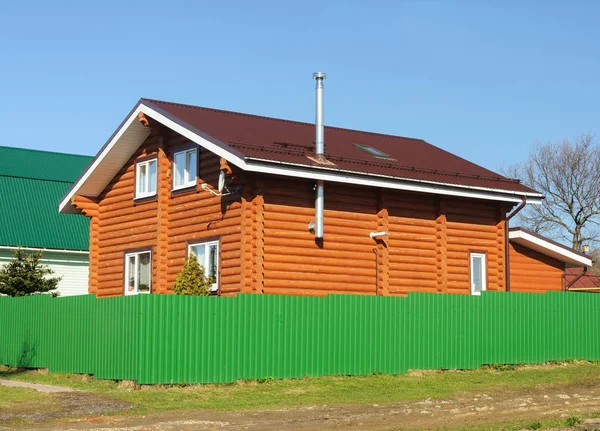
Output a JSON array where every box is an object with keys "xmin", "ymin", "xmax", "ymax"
[{"xmin": 353, "ymin": 144, "xmax": 395, "ymax": 160}]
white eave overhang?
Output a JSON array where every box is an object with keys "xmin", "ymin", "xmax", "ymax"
[
  {"xmin": 59, "ymin": 101, "xmax": 544, "ymax": 214},
  {"xmin": 509, "ymin": 229, "xmax": 592, "ymax": 268}
]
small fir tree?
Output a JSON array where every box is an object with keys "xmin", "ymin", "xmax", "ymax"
[
  {"xmin": 0, "ymin": 248, "xmax": 62, "ymax": 297},
  {"xmin": 172, "ymin": 256, "xmax": 214, "ymax": 296}
]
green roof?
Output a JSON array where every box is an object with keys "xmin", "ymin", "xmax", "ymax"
[{"xmin": 0, "ymin": 146, "xmax": 93, "ymax": 251}]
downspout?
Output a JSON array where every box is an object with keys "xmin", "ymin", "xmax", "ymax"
[
  {"xmin": 565, "ymin": 267, "xmax": 588, "ymax": 291},
  {"xmin": 372, "ymin": 248, "xmax": 379, "ymax": 296},
  {"xmin": 313, "ymin": 72, "xmax": 326, "ymax": 239},
  {"xmin": 505, "ymin": 196, "xmax": 527, "ymax": 292}
]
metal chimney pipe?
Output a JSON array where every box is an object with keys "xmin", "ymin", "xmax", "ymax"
[
  {"xmin": 315, "ymin": 179, "xmax": 324, "ymax": 238},
  {"xmin": 313, "ymin": 72, "xmax": 326, "ymax": 156},
  {"xmin": 313, "ymin": 72, "xmax": 326, "ymax": 239}
]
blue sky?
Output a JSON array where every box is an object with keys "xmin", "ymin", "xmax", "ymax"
[{"xmin": 1, "ymin": 1, "xmax": 599, "ymax": 174}]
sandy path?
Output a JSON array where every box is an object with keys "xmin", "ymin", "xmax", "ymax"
[{"xmin": 0, "ymin": 378, "xmax": 80, "ymax": 393}]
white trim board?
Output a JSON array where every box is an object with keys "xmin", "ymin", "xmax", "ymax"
[
  {"xmin": 509, "ymin": 229, "xmax": 592, "ymax": 267},
  {"xmin": 59, "ymin": 100, "xmax": 544, "ymax": 213},
  {"xmin": 244, "ymin": 159, "xmax": 543, "ymax": 205},
  {"xmin": 0, "ymin": 246, "xmax": 89, "ymax": 255}
]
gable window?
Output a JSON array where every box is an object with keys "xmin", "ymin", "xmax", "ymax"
[
  {"xmin": 188, "ymin": 240, "xmax": 219, "ymax": 292},
  {"xmin": 173, "ymin": 148, "xmax": 197, "ymax": 190},
  {"xmin": 136, "ymin": 159, "xmax": 157, "ymax": 199},
  {"xmin": 124, "ymin": 250, "xmax": 152, "ymax": 295},
  {"xmin": 470, "ymin": 252, "xmax": 487, "ymax": 295}
]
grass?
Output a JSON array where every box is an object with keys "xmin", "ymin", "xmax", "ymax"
[
  {"xmin": 1, "ymin": 361, "xmax": 600, "ymax": 415},
  {"xmin": 0, "ymin": 385, "xmax": 46, "ymax": 409},
  {"xmin": 0, "ymin": 385, "xmax": 59, "ymax": 428}
]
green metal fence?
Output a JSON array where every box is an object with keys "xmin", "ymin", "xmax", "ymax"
[{"xmin": 0, "ymin": 292, "xmax": 598, "ymax": 384}]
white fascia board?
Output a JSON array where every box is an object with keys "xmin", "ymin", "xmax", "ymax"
[
  {"xmin": 244, "ymin": 158, "xmax": 544, "ymax": 205},
  {"xmin": 59, "ymin": 102, "xmax": 246, "ymax": 214},
  {"xmin": 60, "ymin": 101, "xmax": 543, "ymax": 212},
  {"xmin": 509, "ymin": 230, "xmax": 592, "ymax": 267},
  {"xmin": 58, "ymin": 104, "xmax": 147, "ymax": 213},
  {"xmin": 0, "ymin": 245, "xmax": 89, "ymax": 255},
  {"xmin": 139, "ymin": 104, "xmax": 247, "ymax": 168}
]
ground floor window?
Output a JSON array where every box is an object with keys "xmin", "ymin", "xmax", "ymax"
[
  {"xmin": 470, "ymin": 252, "xmax": 487, "ymax": 295},
  {"xmin": 124, "ymin": 250, "xmax": 152, "ymax": 295},
  {"xmin": 188, "ymin": 240, "xmax": 219, "ymax": 292}
]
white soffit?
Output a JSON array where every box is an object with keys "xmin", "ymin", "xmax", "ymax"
[
  {"xmin": 59, "ymin": 104, "xmax": 151, "ymax": 214},
  {"xmin": 509, "ymin": 229, "xmax": 592, "ymax": 267},
  {"xmin": 59, "ymin": 101, "xmax": 544, "ymax": 213}
]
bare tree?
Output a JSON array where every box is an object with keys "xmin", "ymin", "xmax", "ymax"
[{"xmin": 506, "ymin": 134, "xmax": 600, "ymax": 251}]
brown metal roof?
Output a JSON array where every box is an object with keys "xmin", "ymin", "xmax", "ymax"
[
  {"xmin": 142, "ymin": 98, "xmax": 538, "ymax": 194},
  {"xmin": 565, "ymin": 268, "xmax": 600, "ymax": 290}
]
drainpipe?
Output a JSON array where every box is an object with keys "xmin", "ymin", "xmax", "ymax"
[
  {"xmin": 565, "ymin": 267, "xmax": 588, "ymax": 291},
  {"xmin": 505, "ymin": 196, "xmax": 527, "ymax": 292},
  {"xmin": 313, "ymin": 72, "xmax": 326, "ymax": 239},
  {"xmin": 372, "ymin": 248, "xmax": 379, "ymax": 296}
]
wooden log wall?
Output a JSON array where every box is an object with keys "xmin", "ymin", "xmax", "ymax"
[
  {"xmin": 71, "ymin": 196, "xmax": 99, "ymax": 294},
  {"xmin": 76, "ymin": 127, "xmax": 510, "ymax": 298},
  {"xmin": 259, "ymin": 178, "xmax": 378, "ymax": 296},
  {"xmin": 387, "ymin": 192, "xmax": 438, "ymax": 295},
  {"xmin": 93, "ymin": 137, "xmax": 161, "ymax": 297},
  {"xmin": 84, "ymin": 129, "xmax": 244, "ymax": 297},
  {"xmin": 445, "ymin": 199, "xmax": 505, "ymax": 294},
  {"xmin": 256, "ymin": 182, "xmax": 507, "ymax": 296},
  {"xmin": 509, "ymin": 242, "xmax": 565, "ymax": 292},
  {"xmin": 165, "ymin": 133, "xmax": 243, "ymax": 296}
]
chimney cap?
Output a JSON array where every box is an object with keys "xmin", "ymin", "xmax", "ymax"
[{"xmin": 313, "ymin": 72, "xmax": 327, "ymax": 80}]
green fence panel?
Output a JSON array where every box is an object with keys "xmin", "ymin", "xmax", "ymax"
[{"xmin": 1, "ymin": 291, "xmax": 599, "ymax": 384}]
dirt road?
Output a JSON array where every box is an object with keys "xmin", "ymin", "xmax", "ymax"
[{"xmin": 4, "ymin": 381, "xmax": 600, "ymax": 431}]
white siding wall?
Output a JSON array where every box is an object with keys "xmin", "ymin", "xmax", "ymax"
[{"xmin": 0, "ymin": 249, "xmax": 89, "ymax": 296}]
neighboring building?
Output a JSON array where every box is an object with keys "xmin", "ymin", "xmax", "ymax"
[
  {"xmin": 508, "ymin": 227, "xmax": 593, "ymax": 292},
  {"xmin": 59, "ymin": 98, "xmax": 550, "ymax": 298},
  {"xmin": 564, "ymin": 267, "xmax": 600, "ymax": 292},
  {"xmin": 0, "ymin": 146, "xmax": 92, "ymax": 296}
]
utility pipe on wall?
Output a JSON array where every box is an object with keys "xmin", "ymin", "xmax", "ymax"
[
  {"xmin": 372, "ymin": 248, "xmax": 379, "ymax": 296},
  {"xmin": 505, "ymin": 196, "xmax": 527, "ymax": 292},
  {"xmin": 313, "ymin": 72, "xmax": 326, "ymax": 239}
]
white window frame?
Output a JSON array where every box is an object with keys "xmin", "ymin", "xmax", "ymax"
[
  {"xmin": 470, "ymin": 252, "xmax": 487, "ymax": 296},
  {"xmin": 172, "ymin": 148, "xmax": 197, "ymax": 190},
  {"xmin": 135, "ymin": 159, "xmax": 157, "ymax": 199},
  {"xmin": 124, "ymin": 250, "xmax": 152, "ymax": 295},
  {"xmin": 188, "ymin": 240, "xmax": 219, "ymax": 292}
]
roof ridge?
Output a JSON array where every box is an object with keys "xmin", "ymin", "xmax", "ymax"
[
  {"xmin": 0, "ymin": 145, "xmax": 93, "ymax": 159},
  {"xmin": 142, "ymin": 98, "xmax": 428, "ymax": 143}
]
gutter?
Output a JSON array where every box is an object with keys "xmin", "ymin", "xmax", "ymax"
[
  {"xmin": 245, "ymin": 157, "xmax": 544, "ymax": 204},
  {"xmin": 505, "ymin": 196, "xmax": 527, "ymax": 292}
]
